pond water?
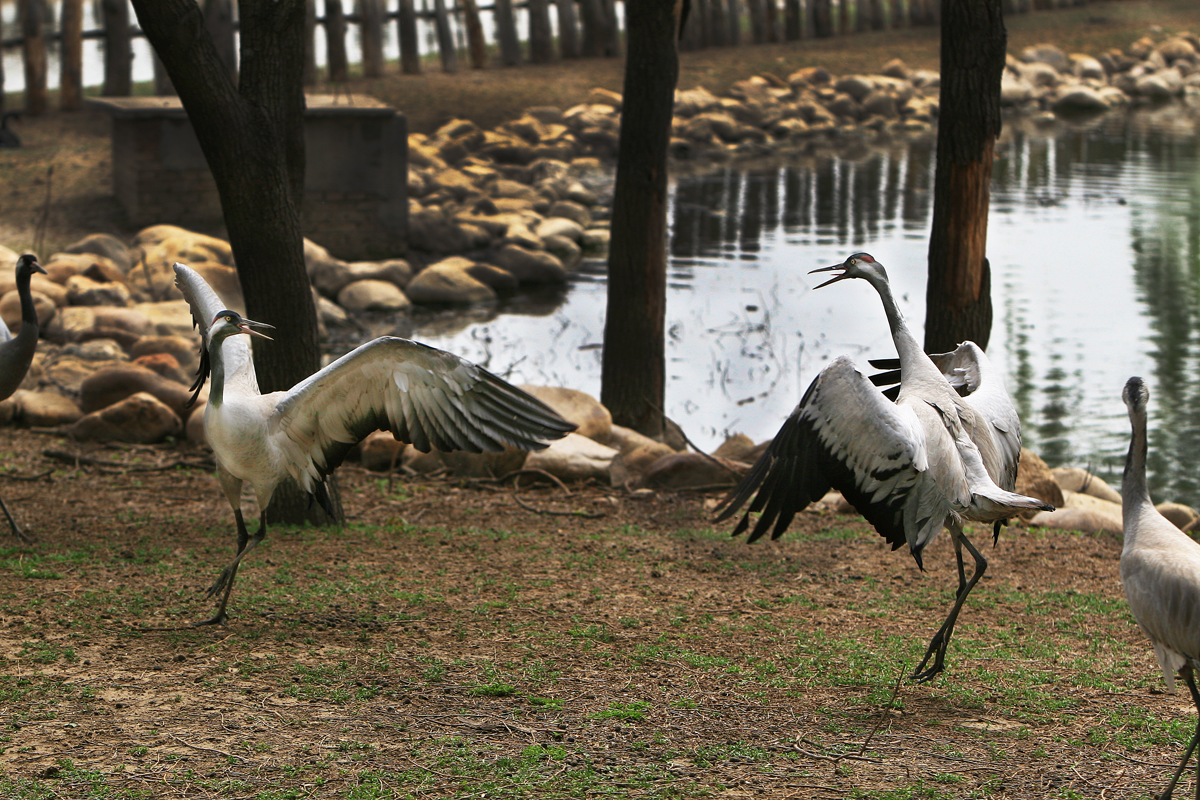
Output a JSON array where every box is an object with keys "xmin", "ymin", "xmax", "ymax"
[{"xmin": 399, "ymin": 105, "xmax": 1200, "ymax": 506}]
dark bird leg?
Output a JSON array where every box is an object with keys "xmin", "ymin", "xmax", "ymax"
[
  {"xmin": 912, "ymin": 523, "xmax": 987, "ymax": 683},
  {"xmin": 195, "ymin": 509, "xmax": 267, "ymax": 626},
  {"xmin": 0, "ymin": 493, "xmax": 33, "ymax": 544},
  {"xmin": 1158, "ymin": 666, "xmax": 1200, "ymax": 800}
]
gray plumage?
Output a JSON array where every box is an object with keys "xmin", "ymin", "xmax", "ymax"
[
  {"xmin": 0, "ymin": 254, "xmax": 47, "ymax": 543},
  {"xmin": 1120, "ymin": 376, "xmax": 1200, "ymax": 799},
  {"xmin": 173, "ymin": 262, "xmax": 576, "ymax": 625},
  {"xmin": 716, "ymin": 253, "xmax": 1052, "ymax": 681}
]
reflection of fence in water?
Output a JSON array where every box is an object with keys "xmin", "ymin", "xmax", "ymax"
[{"xmin": 668, "ymin": 142, "xmax": 936, "ymax": 261}]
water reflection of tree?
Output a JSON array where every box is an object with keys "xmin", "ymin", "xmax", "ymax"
[{"xmin": 1129, "ymin": 135, "xmax": 1200, "ymax": 502}]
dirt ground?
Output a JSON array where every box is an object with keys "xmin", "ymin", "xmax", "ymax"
[
  {"xmin": 0, "ymin": 0, "xmax": 1196, "ymax": 257},
  {"xmin": 3, "ymin": 3, "xmax": 1200, "ymax": 796},
  {"xmin": 0, "ymin": 426, "xmax": 1192, "ymax": 799}
]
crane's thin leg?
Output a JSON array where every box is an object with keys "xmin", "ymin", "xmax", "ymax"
[
  {"xmin": 194, "ymin": 510, "xmax": 268, "ymax": 626},
  {"xmin": 1158, "ymin": 667, "xmax": 1200, "ymax": 800},
  {"xmin": 912, "ymin": 525, "xmax": 987, "ymax": 683},
  {"xmin": 0, "ymin": 493, "xmax": 33, "ymax": 544}
]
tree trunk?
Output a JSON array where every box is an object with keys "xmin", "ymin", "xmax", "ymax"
[
  {"xmin": 204, "ymin": 0, "xmax": 237, "ymax": 82},
  {"xmin": 923, "ymin": 0, "xmax": 1005, "ymax": 353},
  {"xmin": 130, "ymin": 0, "xmax": 332, "ymax": 525},
  {"xmin": 600, "ymin": 0, "xmax": 679, "ymax": 439}
]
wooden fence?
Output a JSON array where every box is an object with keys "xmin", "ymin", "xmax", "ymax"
[{"xmin": 0, "ymin": 0, "xmax": 1104, "ymax": 114}]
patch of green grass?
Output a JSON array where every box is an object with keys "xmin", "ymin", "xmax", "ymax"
[
  {"xmin": 17, "ymin": 641, "xmax": 77, "ymax": 665},
  {"xmin": 469, "ymin": 682, "xmax": 517, "ymax": 697},
  {"xmin": 591, "ymin": 700, "xmax": 652, "ymax": 722},
  {"xmin": 528, "ymin": 696, "xmax": 563, "ymax": 710}
]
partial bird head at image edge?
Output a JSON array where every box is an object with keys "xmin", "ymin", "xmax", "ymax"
[
  {"xmin": 171, "ymin": 262, "xmax": 576, "ymax": 626},
  {"xmin": 715, "ymin": 252, "xmax": 1053, "ymax": 681},
  {"xmin": 1119, "ymin": 376, "xmax": 1200, "ymax": 800}
]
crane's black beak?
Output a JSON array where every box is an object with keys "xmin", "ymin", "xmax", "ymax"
[
  {"xmin": 30, "ymin": 261, "xmax": 46, "ymax": 276},
  {"xmin": 808, "ymin": 263, "xmax": 849, "ymax": 290},
  {"xmin": 238, "ymin": 318, "xmax": 275, "ymax": 340}
]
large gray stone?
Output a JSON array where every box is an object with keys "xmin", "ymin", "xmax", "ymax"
[
  {"xmin": 336, "ymin": 280, "xmax": 412, "ymax": 313},
  {"xmin": 534, "ymin": 216, "xmax": 585, "ymax": 244},
  {"xmin": 63, "ymin": 233, "xmax": 134, "ymax": 274},
  {"xmin": 66, "ymin": 275, "xmax": 132, "ymax": 307},
  {"xmin": 13, "ymin": 390, "xmax": 82, "ymax": 427},
  {"xmin": 523, "ymin": 433, "xmax": 616, "ymax": 483},
  {"xmin": 68, "ymin": 391, "xmax": 182, "ymax": 444},
  {"xmin": 1021, "ymin": 43, "xmax": 1069, "ymax": 72},
  {"xmin": 1052, "ymin": 87, "xmax": 1111, "ymax": 113},
  {"xmin": 519, "ymin": 385, "xmax": 609, "ymax": 442},
  {"xmin": 490, "ymin": 244, "xmax": 567, "ymax": 284},
  {"xmin": 404, "ymin": 259, "xmax": 497, "ymax": 305},
  {"xmin": 408, "ymin": 207, "xmax": 474, "ymax": 254},
  {"xmin": 79, "ymin": 365, "xmax": 195, "ymax": 421}
]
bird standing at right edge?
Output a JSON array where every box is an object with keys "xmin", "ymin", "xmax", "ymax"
[
  {"xmin": 717, "ymin": 252, "xmax": 1053, "ymax": 681},
  {"xmin": 0, "ymin": 254, "xmax": 47, "ymax": 542},
  {"xmin": 1119, "ymin": 376, "xmax": 1200, "ymax": 800}
]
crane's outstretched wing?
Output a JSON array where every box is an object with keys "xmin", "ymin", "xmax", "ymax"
[
  {"xmin": 0, "ymin": 314, "xmax": 11, "ymax": 344},
  {"xmin": 716, "ymin": 356, "xmax": 949, "ymax": 557},
  {"xmin": 173, "ymin": 263, "xmax": 258, "ymax": 402},
  {"xmin": 270, "ymin": 337, "xmax": 577, "ymax": 489}
]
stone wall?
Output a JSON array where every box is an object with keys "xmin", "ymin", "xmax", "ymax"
[{"xmin": 89, "ymin": 95, "xmax": 407, "ymax": 260}]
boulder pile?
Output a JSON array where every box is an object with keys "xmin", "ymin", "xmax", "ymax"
[{"xmin": 1005, "ymin": 35, "xmax": 1200, "ymax": 115}]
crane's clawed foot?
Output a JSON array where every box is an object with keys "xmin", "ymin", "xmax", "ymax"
[
  {"xmin": 191, "ymin": 610, "xmax": 228, "ymax": 627},
  {"xmin": 206, "ymin": 567, "xmax": 235, "ymax": 599},
  {"xmin": 911, "ymin": 633, "xmax": 949, "ymax": 683}
]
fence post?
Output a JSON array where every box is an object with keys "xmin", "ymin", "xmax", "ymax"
[
  {"xmin": 747, "ymin": 0, "xmax": 765, "ymax": 43},
  {"xmin": 204, "ymin": 0, "xmax": 237, "ymax": 81},
  {"xmin": 869, "ymin": 0, "xmax": 887, "ymax": 28},
  {"xmin": 461, "ymin": 0, "xmax": 488, "ymax": 68},
  {"xmin": 494, "ymin": 0, "xmax": 522, "ymax": 65},
  {"xmin": 21, "ymin": 0, "xmax": 47, "ymax": 114},
  {"xmin": 783, "ymin": 0, "xmax": 800, "ymax": 39},
  {"xmin": 61, "ymin": 0, "xmax": 84, "ymax": 110},
  {"xmin": 892, "ymin": 0, "xmax": 908, "ymax": 27},
  {"xmin": 707, "ymin": 0, "xmax": 726, "ymax": 46},
  {"xmin": 361, "ymin": 0, "xmax": 385, "ymax": 77},
  {"xmin": 431, "ymin": 0, "xmax": 459, "ymax": 73},
  {"xmin": 397, "ymin": 0, "xmax": 422, "ymax": 73},
  {"xmin": 765, "ymin": 0, "xmax": 779, "ymax": 41},
  {"xmin": 726, "ymin": 0, "xmax": 740, "ymax": 46},
  {"xmin": 812, "ymin": 0, "xmax": 832, "ymax": 35},
  {"xmin": 325, "ymin": 0, "xmax": 349, "ymax": 80},
  {"xmin": 556, "ymin": 0, "xmax": 580, "ymax": 58},
  {"xmin": 529, "ymin": 0, "xmax": 555, "ymax": 62},
  {"xmin": 602, "ymin": 0, "xmax": 621, "ymax": 56},
  {"xmin": 101, "ymin": 0, "xmax": 131, "ymax": 96}
]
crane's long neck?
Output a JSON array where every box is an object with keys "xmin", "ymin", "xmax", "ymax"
[
  {"xmin": 15, "ymin": 268, "xmax": 39, "ymax": 339},
  {"xmin": 866, "ymin": 273, "xmax": 928, "ymax": 376},
  {"xmin": 1122, "ymin": 405, "xmax": 1154, "ymax": 537},
  {"xmin": 206, "ymin": 335, "xmax": 229, "ymax": 409}
]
